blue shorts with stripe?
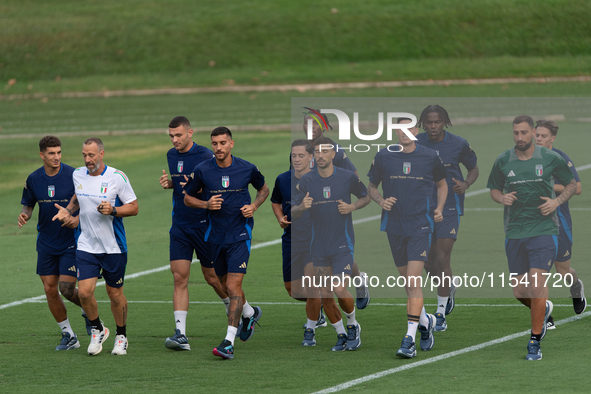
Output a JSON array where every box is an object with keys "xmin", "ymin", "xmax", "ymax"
[
  {"xmin": 282, "ymin": 241, "xmax": 310, "ymax": 282},
  {"xmin": 433, "ymin": 212, "xmax": 460, "ymax": 240},
  {"xmin": 505, "ymin": 235, "xmax": 557, "ymax": 276},
  {"xmin": 169, "ymin": 226, "xmax": 213, "ymax": 267},
  {"xmin": 312, "ymin": 250, "xmax": 354, "ymax": 276},
  {"xmin": 211, "ymin": 241, "xmax": 250, "ymax": 276},
  {"xmin": 555, "ymin": 220, "xmax": 573, "ymax": 263},
  {"xmin": 76, "ymin": 250, "xmax": 127, "ymax": 288},
  {"xmin": 37, "ymin": 248, "xmax": 77, "ymax": 277},
  {"xmin": 387, "ymin": 233, "xmax": 432, "ymax": 267}
]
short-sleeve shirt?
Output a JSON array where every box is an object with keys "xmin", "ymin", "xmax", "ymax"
[
  {"xmin": 185, "ymin": 156, "xmax": 265, "ymax": 245},
  {"xmin": 552, "ymin": 147, "xmax": 581, "ymax": 231},
  {"xmin": 21, "ymin": 163, "xmax": 77, "ymax": 253},
  {"xmin": 270, "ymin": 170, "xmax": 312, "ymax": 252},
  {"xmin": 487, "ymin": 145, "xmax": 574, "ymax": 239},
  {"xmin": 416, "ymin": 131, "xmax": 477, "ymax": 216},
  {"xmin": 367, "ymin": 144, "xmax": 447, "ymax": 237},
  {"xmin": 74, "ymin": 165, "xmax": 137, "ymax": 254},
  {"xmin": 293, "ymin": 167, "xmax": 367, "ymax": 256},
  {"xmin": 167, "ymin": 143, "xmax": 213, "ymax": 228}
]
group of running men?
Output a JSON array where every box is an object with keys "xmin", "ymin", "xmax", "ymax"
[{"xmin": 19, "ymin": 105, "xmax": 586, "ymax": 361}]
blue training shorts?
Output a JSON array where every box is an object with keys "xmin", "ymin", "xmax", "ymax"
[
  {"xmin": 387, "ymin": 232, "xmax": 432, "ymax": 267},
  {"xmin": 37, "ymin": 248, "xmax": 77, "ymax": 277},
  {"xmin": 76, "ymin": 250, "xmax": 127, "ymax": 288},
  {"xmin": 169, "ymin": 226, "xmax": 214, "ymax": 267},
  {"xmin": 505, "ymin": 235, "xmax": 558, "ymax": 276}
]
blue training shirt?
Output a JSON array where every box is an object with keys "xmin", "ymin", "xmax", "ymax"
[
  {"xmin": 184, "ymin": 155, "xmax": 266, "ymax": 245},
  {"xmin": 167, "ymin": 142, "xmax": 213, "ymax": 228},
  {"xmin": 416, "ymin": 131, "xmax": 477, "ymax": 216},
  {"xmin": 553, "ymin": 147, "xmax": 581, "ymax": 232},
  {"xmin": 294, "ymin": 167, "xmax": 367, "ymax": 256},
  {"xmin": 21, "ymin": 163, "xmax": 77, "ymax": 253},
  {"xmin": 367, "ymin": 144, "xmax": 447, "ymax": 237},
  {"xmin": 271, "ymin": 169, "xmax": 312, "ymax": 252}
]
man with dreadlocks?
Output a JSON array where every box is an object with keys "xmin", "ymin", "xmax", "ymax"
[{"xmin": 416, "ymin": 105, "xmax": 479, "ymax": 332}]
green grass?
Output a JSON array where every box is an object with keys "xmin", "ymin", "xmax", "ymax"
[
  {"xmin": 2, "ymin": 94, "xmax": 591, "ymax": 392},
  {"xmin": 2, "ymin": 0, "xmax": 591, "ymax": 94}
]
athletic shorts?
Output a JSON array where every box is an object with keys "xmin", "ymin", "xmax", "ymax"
[
  {"xmin": 282, "ymin": 241, "xmax": 310, "ymax": 282},
  {"xmin": 36, "ymin": 248, "xmax": 77, "ymax": 277},
  {"xmin": 555, "ymin": 224, "xmax": 573, "ymax": 263},
  {"xmin": 76, "ymin": 250, "xmax": 127, "ymax": 288},
  {"xmin": 387, "ymin": 233, "xmax": 432, "ymax": 267},
  {"xmin": 505, "ymin": 235, "xmax": 558, "ymax": 276},
  {"xmin": 312, "ymin": 250, "xmax": 354, "ymax": 276},
  {"xmin": 433, "ymin": 212, "xmax": 460, "ymax": 240},
  {"xmin": 169, "ymin": 226, "xmax": 213, "ymax": 267},
  {"xmin": 210, "ymin": 241, "xmax": 250, "ymax": 276}
]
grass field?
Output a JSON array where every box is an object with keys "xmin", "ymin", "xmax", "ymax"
[
  {"xmin": 2, "ymin": 0, "xmax": 591, "ymax": 94},
  {"xmin": 1, "ymin": 90, "xmax": 591, "ymax": 393}
]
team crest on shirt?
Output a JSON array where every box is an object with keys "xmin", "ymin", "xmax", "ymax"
[
  {"xmin": 177, "ymin": 161, "xmax": 184, "ymax": 172},
  {"xmin": 222, "ymin": 176, "xmax": 230, "ymax": 188},
  {"xmin": 310, "ymin": 157, "xmax": 315, "ymax": 169},
  {"xmin": 100, "ymin": 182, "xmax": 108, "ymax": 194},
  {"xmin": 403, "ymin": 162, "xmax": 411, "ymax": 175},
  {"xmin": 535, "ymin": 164, "xmax": 543, "ymax": 176},
  {"xmin": 48, "ymin": 185, "xmax": 55, "ymax": 198},
  {"xmin": 323, "ymin": 186, "xmax": 331, "ymax": 199}
]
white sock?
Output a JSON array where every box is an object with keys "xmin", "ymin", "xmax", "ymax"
[
  {"xmin": 331, "ymin": 320, "xmax": 346, "ymax": 335},
  {"xmin": 419, "ymin": 306, "xmax": 429, "ymax": 327},
  {"xmin": 221, "ymin": 297, "xmax": 231, "ymax": 315},
  {"xmin": 225, "ymin": 325, "xmax": 238, "ymax": 345},
  {"xmin": 174, "ymin": 310, "xmax": 187, "ymax": 335},
  {"xmin": 344, "ymin": 308, "xmax": 357, "ymax": 326},
  {"xmin": 437, "ymin": 296, "xmax": 448, "ymax": 315},
  {"xmin": 406, "ymin": 321, "xmax": 419, "ymax": 341},
  {"xmin": 306, "ymin": 319, "xmax": 317, "ymax": 331},
  {"xmin": 242, "ymin": 300, "xmax": 255, "ymax": 318},
  {"xmin": 58, "ymin": 318, "xmax": 75, "ymax": 337}
]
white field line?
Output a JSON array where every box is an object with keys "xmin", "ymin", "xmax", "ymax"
[
  {"xmin": 2, "ymin": 163, "xmax": 590, "ymax": 311},
  {"xmin": 312, "ymin": 311, "xmax": 591, "ymax": 394},
  {"xmin": 1, "ymin": 76, "xmax": 590, "ymax": 101},
  {"xmin": 17, "ymin": 300, "xmax": 578, "ymax": 307}
]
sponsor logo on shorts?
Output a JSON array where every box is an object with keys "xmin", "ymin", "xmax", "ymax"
[
  {"xmin": 116, "ymin": 278, "xmax": 123, "ymax": 285},
  {"xmin": 76, "ymin": 269, "xmax": 80, "ymax": 278},
  {"xmin": 344, "ymin": 264, "xmax": 351, "ymax": 270},
  {"xmin": 564, "ymin": 250, "xmax": 570, "ymax": 257},
  {"xmin": 547, "ymin": 260, "xmax": 552, "ymax": 266},
  {"xmin": 420, "ymin": 251, "xmax": 427, "ymax": 257},
  {"xmin": 48, "ymin": 185, "xmax": 55, "ymax": 198},
  {"xmin": 68, "ymin": 265, "xmax": 76, "ymax": 272},
  {"xmin": 239, "ymin": 262, "xmax": 247, "ymax": 269},
  {"xmin": 450, "ymin": 228, "xmax": 456, "ymax": 234}
]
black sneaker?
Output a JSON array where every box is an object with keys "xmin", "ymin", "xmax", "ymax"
[
  {"xmin": 546, "ymin": 315, "xmax": 556, "ymax": 330},
  {"xmin": 212, "ymin": 340, "xmax": 234, "ymax": 360},
  {"xmin": 239, "ymin": 306, "xmax": 262, "ymax": 342},
  {"xmin": 571, "ymin": 279, "xmax": 587, "ymax": 315}
]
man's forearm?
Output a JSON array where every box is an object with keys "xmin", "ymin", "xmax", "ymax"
[
  {"xmin": 252, "ymin": 185, "xmax": 269, "ymax": 210},
  {"xmin": 556, "ymin": 179, "xmax": 577, "ymax": 205},
  {"xmin": 352, "ymin": 195, "xmax": 371, "ymax": 211},
  {"xmin": 367, "ymin": 183, "xmax": 384, "ymax": 205}
]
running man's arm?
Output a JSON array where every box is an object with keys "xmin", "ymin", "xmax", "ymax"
[
  {"xmin": 98, "ymin": 199, "xmax": 139, "ymax": 217},
  {"xmin": 159, "ymin": 169, "xmax": 173, "ymax": 189},
  {"xmin": 453, "ymin": 165, "xmax": 479, "ymax": 194},
  {"xmin": 555, "ymin": 181, "xmax": 581, "ymax": 196},
  {"xmin": 367, "ymin": 181, "xmax": 397, "ymax": 211},
  {"xmin": 272, "ymin": 203, "xmax": 291, "ymax": 228},
  {"xmin": 17, "ymin": 205, "xmax": 34, "ymax": 228},
  {"xmin": 52, "ymin": 194, "xmax": 80, "ymax": 225},
  {"xmin": 539, "ymin": 178, "xmax": 577, "ymax": 216},
  {"xmin": 434, "ymin": 178, "xmax": 448, "ymax": 222},
  {"xmin": 241, "ymin": 183, "xmax": 269, "ymax": 218}
]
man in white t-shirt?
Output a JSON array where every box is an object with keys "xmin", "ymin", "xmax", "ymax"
[{"xmin": 53, "ymin": 137, "xmax": 138, "ymax": 356}]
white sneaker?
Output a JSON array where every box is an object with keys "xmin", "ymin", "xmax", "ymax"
[
  {"xmin": 111, "ymin": 334, "xmax": 128, "ymax": 355},
  {"xmin": 88, "ymin": 327, "xmax": 110, "ymax": 356}
]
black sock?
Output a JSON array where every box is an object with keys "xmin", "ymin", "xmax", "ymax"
[
  {"xmin": 531, "ymin": 332, "xmax": 542, "ymax": 341},
  {"xmin": 90, "ymin": 317, "xmax": 103, "ymax": 332},
  {"xmin": 116, "ymin": 325, "xmax": 126, "ymax": 337}
]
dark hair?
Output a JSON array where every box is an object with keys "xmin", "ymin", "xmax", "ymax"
[
  {"xmin": 313, "ymin": 136, "xmax": 335, "ymax": 150},
  {"xmin": 418, "ymin": 105, "xmax": 452, "ymax": 130},
  {"xmin": 513, "ymin": 115, "xmax": 534, "ymax": 128},
  {"xmin": 39, "ymin": 135, "xmax": 61, "ymax": 152},
  {"xmin": 535, "ymin": 119, "xmax": 558, "ymax": 136},
  {"xmin": 83, "ymin": 137, "xmax": 104, "ymax": 151},
  {"xmin": 397, "ymin": 117, "xmax": 413, "ymax": 123},
  {"xmin": 303, "ymin": 108, "xmax": 333, "ymax": 130},
  {"xmin": 291, "ymin": 139, "xmax": 313, "ymax": 154},
  {"xmin": 169, "ymin": 116, "xmax": 191, "ymax": 129},
  {"xmin": 211, "ymin": 126, "xmax": 232, "ymax": 139}
]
